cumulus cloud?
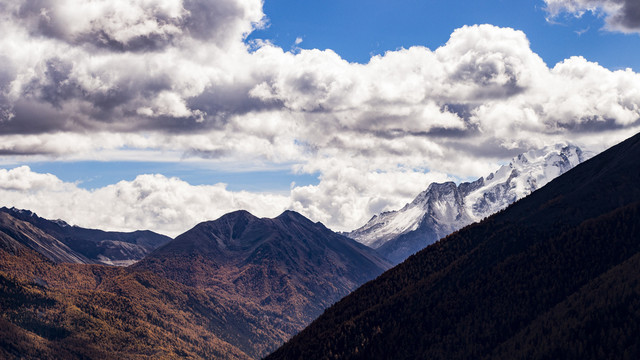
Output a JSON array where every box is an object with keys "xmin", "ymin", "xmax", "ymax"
[
  {"xmin": 2, "ymin": 7, "xmax": 638, "ymax": 157},
  {"xmin": 0, "ymin": 166, "xmax": 289, "ymax": 236},
  {"xmin": 289, "ymin": 163, "xmax": 453, "ymax": 230},
  {"xmin": 1, "ymin": 0, "xmax": 640, "ymax": 232},
  {"xmin": 11, "ymin": 0, "xmax": 264, "ymax": 50},
  {"xmin": 0, "ymin": 0, "xmax": 265, "ymax": 135},
  {"xmin": 247, "ymin": 25, "xmax": 640, "ymax": 159},
  {"xmin": 0, "ymin": 165, "xmax": 455, "ymax": 234},
  {"xmin": 0, "ymin": 166, "xmax": 70, "ymax": 191},
  {"xmin": 545, "ymin": 0, "xmax": 640, "ymax": 33}
]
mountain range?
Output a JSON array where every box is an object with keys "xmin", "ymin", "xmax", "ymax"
[
  {"xmin": 2, "ymin": 134, "xmax": 640, "ymax": 359},
  {"xmin": 267, "ymin": 132, "xmax": 640, "ymax": 359},
  {"xmin": 0, "ymin": 208, "xmax": 389, "ymax": 359},
  {"xmin": 348, "ymin": 144, "xmax": 589, "ymax": 264},
  {"xmin": 0, "ymin": 207, "xmax": 171, "ymax": 266}
]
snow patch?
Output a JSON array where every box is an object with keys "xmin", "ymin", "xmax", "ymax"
[{"xmin": 348, "ymin": 144, "xmax": 591, "ymax": 250}]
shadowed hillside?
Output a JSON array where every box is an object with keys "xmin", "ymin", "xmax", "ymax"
[
  {"xmin": 0, "ymin": 207, "xmax": 171, "ymax": 266},
  {"xmin": 267, "ymin": 132, "xmax": 640, "ymax": 360}
]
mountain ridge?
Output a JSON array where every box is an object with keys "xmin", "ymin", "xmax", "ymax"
[
  {"xmin": 0, "ymin": 212, "xmax": 91, "ymax": 264},
  {"xmin": 267, "ymin": 132, "xmax": 640, "ymax": 360},
  {"xmin": 0, "ymin": 207, "xmax": 171, "ymax": 266},
  {"xmin": 133, "ymin": 209, "xmax": 391, "ymax": 357},
  {"xmin": 0, "ymin": 207, "xmax": 390, "ymax": 359},
  {"xmin": 348, "ymin": 143, "xmax": 589, "ymax": 264}
]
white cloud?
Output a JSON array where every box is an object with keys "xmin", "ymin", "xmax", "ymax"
[
  {"xmin": 0, "ymin": 165, "xmax": 456, "ymax": 234},
  {"xmin": 0, "ymin": 166, "xmax": 289, "ymax": 236},
  {"xmin": 2, "ymin": 12, "xmax": 638, "ymax": 158},
  {"xmin": 8, "ymin": 0, "xmax": 264, "ymax": 49},
  {"xmin": 0, "ymin": 166, "xmax": 70, "ymax": 191},
  {"xmin": 544, "ymin": 0, "xmax": 640, "ymax": 33},
  {"xmin": 289, "ymin": 162, "xmax": 453, "ymax": 231},
  {"xmin": 1, "ymin": 0, "xmax": 640, "ymax": 234}
]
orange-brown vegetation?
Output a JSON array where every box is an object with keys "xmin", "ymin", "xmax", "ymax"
[
  {"xmin": 134, "ymin": 210, "xmax": 390, "ymax": 357},
  {"xmin": 0, "ymin": 243, "xmax": 250, "ymax": 359},
  {"xmin": 0, "ymin": 209, "xmax": 390, "ymax": 359}
]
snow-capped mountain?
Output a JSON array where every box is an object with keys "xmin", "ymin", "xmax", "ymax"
[{"xmin": 348, "ymin": 144, "xmax": 590, "ymax": 264}]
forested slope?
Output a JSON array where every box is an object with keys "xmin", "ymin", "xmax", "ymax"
[{"xmin": 267, "ymin": 132, "xmax": 640, "ymax": 360}]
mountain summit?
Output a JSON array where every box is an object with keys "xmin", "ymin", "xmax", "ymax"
[
  {"xmin": 135, "ymin": 209, "xmax": 390, "ymax": 357},
  {"xmin": 348, "ymin": 144, "xmax": 589, "ymax": 263}
]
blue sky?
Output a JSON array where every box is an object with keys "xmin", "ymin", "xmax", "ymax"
[
  {"xmin": 249, "ymin": 0, "xmax": 640, "ymax": 71},
  {"xmin": 25, "ymin": 161, "xmax": 319, "ymax": 192},
  {"xmin": 1, "ymin": 0, "xmax": 640, "ymax": 234}
]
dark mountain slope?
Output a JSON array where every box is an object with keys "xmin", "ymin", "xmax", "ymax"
[
  {"xmin": 0, "ymin": 207, "xmax": 171, "ymax": 265},
  {"xmin": 267, "ymin": 133, "xmax": 640, "ymax": 360},
  {"xmin": 134, "ymin": 210, "xmax": 390, "ymax": 357},
  {"xmin": 492, "ymin": 224, "xmax": 640, "ymax": 360},
  {"xmin": 0, "ymin": 212, "xmax": 90, "ymax": 264}
]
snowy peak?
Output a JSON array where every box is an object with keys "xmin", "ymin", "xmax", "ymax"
[
  {"xmin": 349, "ymin": 181, "xmax": 472, "ymax": 249},
  {"xmin": 348, "ymin": 144, "xmax": 590, "ymax": 263},
  {"xmin": 469, "ymin": 144, "xmax": 588, "ymax": 219},
  {"xmin": 415, "ymin": 182, "xmax": 469, "ymax": 227}
]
